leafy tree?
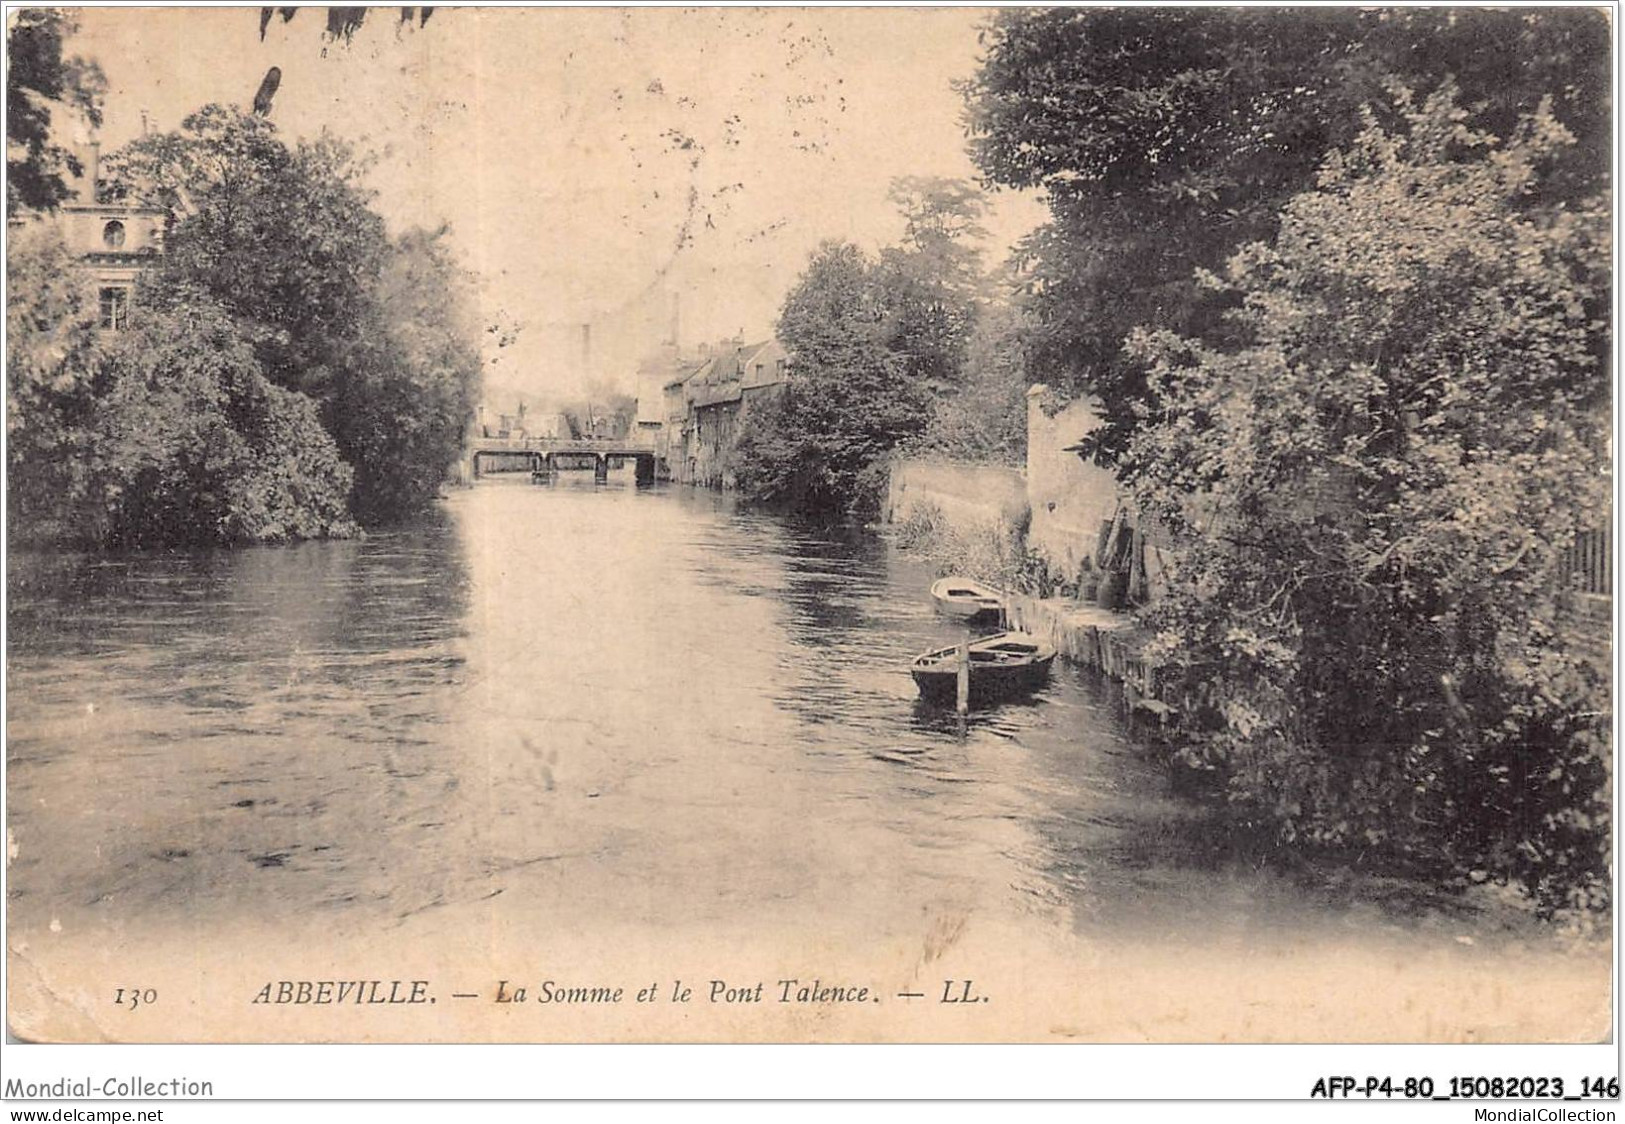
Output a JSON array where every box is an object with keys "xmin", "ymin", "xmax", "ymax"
[
  {"xmin": 105, "ymin": 108, "xmax": 480, "ymax": 524},
  {"xmin": 734, "ymin": 240, "xmax": 927, "ymax": 516},
  {"xmin": 1120, "ymin": 86, "xmax": 1610, "ymax": 914},
  {"xmin": 6, "ymin": 224, "xmax": 102, "ymax": 543},
  {"xmin": 6, "ymin": 8, "xmax": 105, "ymax": 215},
  {"xmin": 328, "ymin": 227, "xmax": 482, "ymax": 522},
  {"xmin": 963, "ymin": 7, "xmax": 1612, "ymax": 463},
  {"xmin": 913, "ymin": 292, "xmax": 1031, "ymax": 467},
  {"xmin": 87, "ymin": 293, "xmax": 354, "ymax": 547},
  {"xmin": 735, "ymin": 179, "xmax": 999, "ymax": 514},
  {"xmin": 106, "ymin": 107, "xmax": 389, "ymax": 398},
  {"xmin": 6, "ymin": 224, "xmax": 355, "ymax": 548},
  {"xmin": 875, "ymin": 176, "xmax": 989, "ymax": 397}
]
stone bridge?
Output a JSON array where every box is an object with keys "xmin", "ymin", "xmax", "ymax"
[{"xmin": 464, "ymin": 435, "xmax": 659, "ymax": 485}]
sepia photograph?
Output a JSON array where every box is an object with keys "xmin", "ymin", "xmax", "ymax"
[{"xmin": 1, "ymin": 0, "xmax": 1615, "ymax": 1086}]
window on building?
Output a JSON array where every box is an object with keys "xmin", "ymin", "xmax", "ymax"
[
  {"xmin": 775, "ymin": 358, "xmax": 787, "ymax": 376},
  {"xmin": 754, "ymin": 363, "xmax": 764, "ymax": 379},
  {"xmin": 102, "ymin": 220, "xmax": 126, "ymax": 249},
  {"xmin": 98, "ymin": 286, "xmax": 130, "ymax": 331}
]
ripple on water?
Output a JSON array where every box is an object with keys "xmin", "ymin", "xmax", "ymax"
[{"xmin": 4, "ymin": 483, "xmax": 1546, "ymax": 960}]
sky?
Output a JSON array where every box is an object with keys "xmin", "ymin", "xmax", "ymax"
[{"xmin": 65, "ymin": 6, "xmax": 1049, "ymax": 404}]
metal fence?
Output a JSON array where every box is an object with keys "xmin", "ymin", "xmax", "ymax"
[{"xmin": 1561, "ymin": 528, "xmax": 1611, "ymax": 597}]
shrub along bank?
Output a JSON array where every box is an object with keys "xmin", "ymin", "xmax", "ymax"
[{"xmin": 8, "ymin": 106, "xmax": 482, "ymax": 549}]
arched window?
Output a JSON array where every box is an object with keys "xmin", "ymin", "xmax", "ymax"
[{"xmin": 102, "ymin": 220, "xmax": 126, "ymax": 249}]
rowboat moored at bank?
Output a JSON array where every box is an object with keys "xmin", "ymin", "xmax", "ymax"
[
  {"xmin": 929, "ymin": 576, "xmax": 1006, "ymax": 622},
  {"xmin": 910, "ymin": 631, "xmax": 1056, "ymax": 706}
]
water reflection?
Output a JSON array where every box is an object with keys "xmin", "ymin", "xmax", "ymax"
[{"xmin": 8, "ymin": 476, "xmax": 1503, "ymax": 956}]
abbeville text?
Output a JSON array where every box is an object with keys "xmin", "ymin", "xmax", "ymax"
[{"xmin": 251, "ymin": 980, "xmax": 432, "ymax": 1005}]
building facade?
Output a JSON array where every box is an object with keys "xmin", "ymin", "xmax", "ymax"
[
  {"xmin": 653, "ymin": 338, "xmax": 790, "ymax": 488},
  {"xmin": 58, "ymin": 145, "xmax": 167, "ymax": 330}
]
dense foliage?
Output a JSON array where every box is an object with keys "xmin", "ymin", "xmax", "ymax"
[
  {"xmin": 6, "ymin": 224, "xmax": 103, "ymax": 543},
  {"xmin": 109, "ymin": 109, "xmax": 390, "ymax": 401},
  {"xmin": 6, "ymin": 230, "xmax": 356, "ymax": 547},
  {"xmin": 874, "ymin": 176, "xmax": 989, "ymax": 397},
  {"xmin": 114, "ymin": 106, "xmax": 480, "ymax": 525},
  {"xmin": 326, "ymin": 226, "xmax": 483, "ymax": 524},
  {"xmin": 1119, "ymin": 87, "xmax": 1611, "ymax": 914},
  {"xmin": 735, "ymin": 177, "xmax": 1026, "ymax": 514},
  {"xmin": 6, "ymin": 8, "xmax": 105, "ymax": 216},
  {"xmin": 88, "ymin": 294, "xmax": 355, "ymax": 547},
  {"xmin": 963, "ymin": 7, "xmax": 1611, "ymax": 464},
  {"xmin": 912, "ymin": 292, "xmax": 1031, "ymax": 467},
  {"xmin": 734, "ymin": 240, "xmax": 927, "ymax": 516},
  {"xmin": 8, "ymin": 105, "xmax": 482, "ymax": 547}
]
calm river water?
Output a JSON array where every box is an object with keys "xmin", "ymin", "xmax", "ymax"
[{"xmin": 6, "ymin": 473, "xmax": 1608, "ymax": 1042}]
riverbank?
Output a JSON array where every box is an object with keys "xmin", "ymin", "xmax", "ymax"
[
  {"xmin": 881, "ymin": 487, "xmax": 1169, "ymax": 724},
  {"xmin": 881, "ymin": 464, "xmax": 1608, "ymax": 938},
  {"xmin": 1002, "ymin": 593, "xmax": 1174, "ymax": 731}
]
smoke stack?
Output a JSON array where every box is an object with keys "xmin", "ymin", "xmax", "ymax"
[{"xmin": 580, "ymin": 322, "xmax": 592, "ymax": 376}]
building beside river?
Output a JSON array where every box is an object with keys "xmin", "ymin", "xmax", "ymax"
[
  {"xmin": 16, "ymin": 142, "xmax": 167, "ymax": 330},
  {"xmin": 645, "ymin": 336, "xmax": 791, "ymax": 486}
]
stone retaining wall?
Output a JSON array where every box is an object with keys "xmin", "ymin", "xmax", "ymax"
[
  {"xmin": 1025, "ymin": 386, "xmax": 1122, "ymax": 581},
  {"xmin": 883, "ymin": 459, "xmax": 1027, "ymax": 533}
]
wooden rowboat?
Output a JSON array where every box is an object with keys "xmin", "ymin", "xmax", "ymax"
[
  {"xmin": 910, "ymin": 631, "xmax": 1056, "ymax": 706},
  {"xmin": 929, "ymin": 576, "xmax": 1006, "ymax": 622}
]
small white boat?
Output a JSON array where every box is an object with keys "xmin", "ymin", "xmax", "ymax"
[{"xmin": 930, "ymin": 576, "xmax": 1006, "ymax": 621}]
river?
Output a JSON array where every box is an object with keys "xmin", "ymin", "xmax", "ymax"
[{"xmin": 5, "ymin": 473, "xmax": 1608, "ymax": 1042}]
